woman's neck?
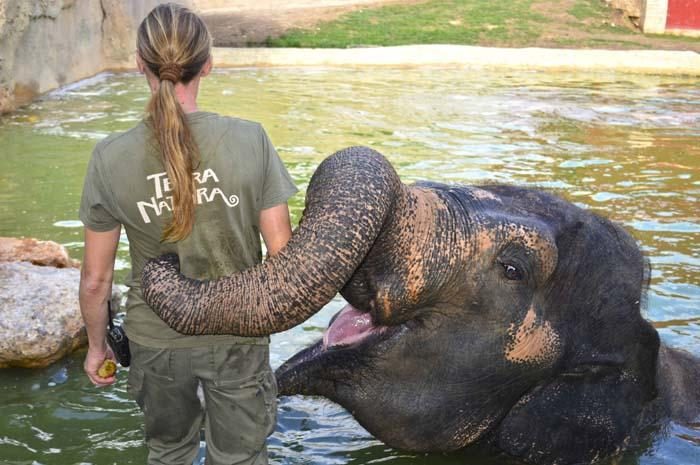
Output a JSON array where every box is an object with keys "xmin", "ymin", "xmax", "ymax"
[
  {"xmin": 146, "ymin": 74, "xmax": 201, "ymax": 113},
  {"xmin": 174, "ymin": 78, "xmax": 200, "ymax": 113},
  {"xmin": 176, "ymin": 88, "xmax": 198, "ymax": 113}
]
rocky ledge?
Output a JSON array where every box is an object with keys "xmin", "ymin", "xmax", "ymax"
[
  {"xmin": 0, "ymin": 237, "xmax": 118, "ymax": 368},
  {"xmin": 0, "ymin": 236, "xmax": 80, "ymax": 268},
  {"xmin": 0, "ymin": 262, "xmax": 86, "ymax": 368}
]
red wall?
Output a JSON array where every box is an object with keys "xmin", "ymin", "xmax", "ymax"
[{"xmin": 666, "ymin": 0, "xmax": 700, "ymax": 29}]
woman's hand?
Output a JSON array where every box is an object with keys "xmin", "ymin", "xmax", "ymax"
[{"xmin": 84, "ymin": 344, "xmax": 117, "ymax": 387}]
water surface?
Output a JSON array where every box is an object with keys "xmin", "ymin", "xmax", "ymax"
[{"xmin": 0, "ymin": 68, "xmax": 698, "ymax": 464}]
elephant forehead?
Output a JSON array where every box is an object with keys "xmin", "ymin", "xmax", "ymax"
[
  {"xmin": 467, "ymin": 227, "xmax": 496, "ymax": 253},
  {"xmin": 401, "ymin": 189, "xmax": 438, "ymax": 303},
  {"xmin": 505, "ymin": 306, "xmax": 561, "ymax": 365}
]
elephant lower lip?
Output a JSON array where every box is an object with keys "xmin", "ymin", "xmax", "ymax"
[
  {"xmin": 323, "ymin": 304, "xmax": 387, "ymax": 350},
  {"xmin": 276, "ymin": 304, "xmax": 400, "ymax": 395}
]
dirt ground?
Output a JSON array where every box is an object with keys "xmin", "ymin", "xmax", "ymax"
[{"xmin": 200, "ymin": 0, "xmax": 426, "ymax": 46}]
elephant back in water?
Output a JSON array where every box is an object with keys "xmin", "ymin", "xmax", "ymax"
[{"xmin": 142, "ymin": 147, "xmax": 700, "ymax": 465}]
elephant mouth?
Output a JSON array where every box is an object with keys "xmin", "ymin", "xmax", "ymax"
[
  {"xmin": 276, "ymin": 303, "xmax": 403, "ymax": 395},
  {"xmin": 322, "ymin": 304, "xmax": 390, "ymax": 350}
]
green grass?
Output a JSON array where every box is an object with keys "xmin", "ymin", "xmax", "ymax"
[
  {"xmin": 568, "ymin": 0, "xmax": 607, "ymax": 20},
  {"xmin": 267, "ymin": 0, "xmax": 547, "ymax": 48},
  {"xmin": 646, "ymin": 32, "xmax": 700, "ymax": 44},
  {"xmin": 265, "ymin": 0, "xmax": 700, "ymax": 50}
]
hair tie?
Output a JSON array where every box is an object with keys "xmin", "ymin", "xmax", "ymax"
[{"xmin": 159, "ymin": 63, "xmax": 182, "ymax": 83}]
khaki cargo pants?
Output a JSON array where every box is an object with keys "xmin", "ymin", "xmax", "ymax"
[{"xmin": 127, "ymin": 341, "xmax": 277, "ymax": 465}]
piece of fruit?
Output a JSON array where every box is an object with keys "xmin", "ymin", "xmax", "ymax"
[{"xmin": 98, "ymin": 359, "xmax": 117, "ymax": 378}]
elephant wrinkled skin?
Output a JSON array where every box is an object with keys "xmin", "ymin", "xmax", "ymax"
[{"xmin": 142, "ymin": 147, "xmax": 700, "ymax": 465}]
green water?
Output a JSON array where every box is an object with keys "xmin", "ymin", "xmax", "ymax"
[{"xmin": 0, "ymin": 68, "xmax": 698, "ymax": 464}]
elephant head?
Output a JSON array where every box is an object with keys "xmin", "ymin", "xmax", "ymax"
[
  {"xmin": 143, "ymin": 147, "xmax": 682, "ymax": 464},
  {"xmin": 273, "ymin": 178, "xmax": 664, "ymax": 464}
]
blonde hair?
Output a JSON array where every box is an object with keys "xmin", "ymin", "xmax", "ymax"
[{"xmin": 137, "ymin": 3, "xmax": 212, "ymax": 242}]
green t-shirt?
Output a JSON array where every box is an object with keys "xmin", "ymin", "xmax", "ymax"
[{"xmin": 79, "ymin": 111, "xmax": 298, "ymax": 348}]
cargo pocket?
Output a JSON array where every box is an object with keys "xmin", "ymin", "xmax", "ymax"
[
  {"xmin": 260, "ymin": 369, "xmax": 278, "ymax": 438},
  {"xmin": 126, "ymin": 365, "xmax": 145, "ymax": 409},
  {"xmin": 207, "ymin": 369, "xmax": 277, "ymax": 456}
]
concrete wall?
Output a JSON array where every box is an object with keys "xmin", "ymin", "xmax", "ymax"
[
  {"xmin": 666, "ymin": 0, "xmax": 700, "ymax": 33},
  {"xmin": 643, "ymin": 0, "xmax": 700, "ymax": 36},
  {"xmin": 643, "ymin": 0, "xmax": 669, "ymax": 33},
  {"xmin": 0, "ymin": 0, "xmax": 174, "ymax": 113}
]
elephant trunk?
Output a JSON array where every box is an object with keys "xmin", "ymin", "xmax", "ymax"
[
  {"xmin": 141, "ymin": 146, "xmax": 402, "ymax": 336},
  {"xmin": 338, "ymin": 182, "xmax": 477, "ymax": 326}
]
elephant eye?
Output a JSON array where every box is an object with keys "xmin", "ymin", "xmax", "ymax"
[{"xmin": 502, "ymin": 263, "xmax": 523, "ymax": 281}]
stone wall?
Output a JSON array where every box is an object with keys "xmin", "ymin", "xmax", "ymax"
[{"xmin": 0, "ymin": 0, "xmax": 173, "ymax": 114}]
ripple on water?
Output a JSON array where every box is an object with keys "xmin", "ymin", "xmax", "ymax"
[
  {"xmin": 53, "ymin": 220, "xmax": 83, "ymax": 228},
  {"xmin": 46, "ymin": 73, "xmax": 114, "ymax": 98},
  {"xmin": 590, "ymin": 192, "xmax": 628, "ymax": 202},
  {"xmin": 559, "ymin": 158, "xmax": 613, "ymax": 168},
  {"xmin": 630, "ymin": 220, "xmax": 700, "ymax": 234}
]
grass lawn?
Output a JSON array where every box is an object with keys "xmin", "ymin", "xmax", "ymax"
[{"xmin": 266, "ymin": 0, "xmax": 700, "ymax": 51}]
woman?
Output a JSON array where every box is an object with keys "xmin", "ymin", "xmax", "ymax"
[{"xmin": 78, "ymin": 4, "xmax": 297, "ymax": 464}]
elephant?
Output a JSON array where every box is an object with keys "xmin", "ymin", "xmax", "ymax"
[{"xmin": 142, "ymin": 147, "xmax": 700, "ymax": 465}]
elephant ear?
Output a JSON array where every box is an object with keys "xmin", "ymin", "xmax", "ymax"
[{"xmin": 494, "ymin": 320, "xmax": 660, "ymax": 464}]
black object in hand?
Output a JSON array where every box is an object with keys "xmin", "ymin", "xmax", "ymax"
[{"xmin": 106, "ymin": 301, "xmax": 131, "ymax": 367}]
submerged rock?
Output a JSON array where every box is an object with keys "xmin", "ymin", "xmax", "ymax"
[
  {"xmin": 0, "ymin": 262, "xmax": 87, "ymax": 368},
  {"xmin": 0, "ymin": 237, "xmax": 80, "ymax": 268}
]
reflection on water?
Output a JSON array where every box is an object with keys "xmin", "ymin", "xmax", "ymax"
[{"xmin": 0, "ymin": 68, "xmax": 698, "ymax": 464}]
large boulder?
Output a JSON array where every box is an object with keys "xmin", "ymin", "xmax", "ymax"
[
  {"xmin": 0, "ymin": 236, "xmax": 80, "ymax": 268},
  {"xmin": 0, "ymin": 238, "xmax": 121, "ymax": 368},
  {"xmin": 0, "ymin": 262, "xmax": 86, "ymax": 368}
]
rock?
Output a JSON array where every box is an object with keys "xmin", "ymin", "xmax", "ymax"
[
  {"xmin": 606, "ymin": 0, "xmax": 642, "ymax": 26},
  {"xmin": 0, "ymin": 235, "xmax": 124, "ymax": 368},
  {"xmin": 0, "ymin": 0, "xmax": 172, "ymax": 113},
  {"xmin": 612, "ymin": 0, "xmax": 642, "ymax": 18},
  {"xmin": 0, "ymin": 261, "xmax": 122, "ymax": 368},
  {"xmin": 0, "ymin": 237, "xmax": 80, "ymax": 268}
]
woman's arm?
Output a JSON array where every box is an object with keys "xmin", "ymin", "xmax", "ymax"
[
  {"xmin": 259, "ymin": 203, "xmax": 293, "ymax": 256},
  {"xmin": 79, "ymin": 226, "xmax": 120, "ymax": 387}
]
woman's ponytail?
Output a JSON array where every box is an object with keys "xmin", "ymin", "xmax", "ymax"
[
  {"xmin": 149, "ymin": 67, "xmax": 198, "ymax": 242},
  {"xmin": 137, "ymin": 4, "xmax": 212, "ymax": 242}
]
